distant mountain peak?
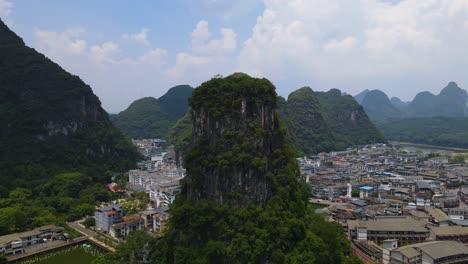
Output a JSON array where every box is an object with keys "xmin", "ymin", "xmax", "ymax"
[
  {"xmin": 448, "ymin": 81, "xmax": 458, "ymax": 87},
  {"xmin": 354, "ymin": 89, "xmax": 370, "ymax": 104},
  {"xmin": 0, "ymin": 20, "xmax": 139, "ymax": 187},
  {"xmin": 0, "ymin": 18, "xmax": 25, "ymax": 46},
  {"xmin": 440, "ymin": 81, "xmax": 466, "ymax": 96},
  {"xmin": 360, "ymin": 89, "xmax": 401, "ymax": 120},
  {"xmin": 112, "ymin": 85, "xmax": 193, "ymax": 139},
  {"xmin": 162, "ymin": 84, "xmax": 193, "ymax": 97}
]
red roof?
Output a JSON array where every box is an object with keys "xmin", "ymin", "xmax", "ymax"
[{"xmin": 105, "ymin": 210, "xmax": 118, "ymax": 215}]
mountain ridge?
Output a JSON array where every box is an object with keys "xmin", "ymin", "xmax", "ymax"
[
  {"xmin": 111, "ymin": 84, "xmax": 193, "ymax": 139},
  {"xmin": 355, "ymin": 82, "xmax": 468, "ymax": 120},
  {"xmin": 0, "ymin": 19, "xmax": 140, "ymax": 189}
]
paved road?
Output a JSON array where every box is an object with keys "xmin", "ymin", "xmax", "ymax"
[
  {"xmin": 67, "ymin": 221, "xmax": 95, "ymax": 237},
  {"xmin": 67, "ymin": 221, "xmax": 118, "ymax": 252}
]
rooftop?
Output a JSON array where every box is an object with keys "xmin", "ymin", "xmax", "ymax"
[
  {"xmin": 426, "ymin": 208, "xmax": 449, "ymax": 222},
  {"xmin": 348, "ymin": 217, "xmax": 428, "ymax": 232},
  {"xmin": 431, "ymin": 226, "xmax": 468, "ymax": 236},
  {"xmin": 396, "ymin": 241, "xmax": 468, "ymax": 260}
]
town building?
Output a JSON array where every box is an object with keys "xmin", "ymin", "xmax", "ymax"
[
  {"xmin": 348, "ymin": 217, "xmax": 429, "ymax": 244},
  {"xmin": 110, "ymin": 215, "xmax": 145, "ymax": 239},
  {"xmin": 94, "ymin": 204, "xmax": 123, "ymax": 233},
  {"xmin": 0, "ymin": 225, "xmax": 65, "ymax": 256},
  {"xmin": 429, "ymin": 226, "xmax": 468, "ymax": 243},
  {"xmin": 383, "ymin": 240, "xmax": 468, "ymax": 264}
]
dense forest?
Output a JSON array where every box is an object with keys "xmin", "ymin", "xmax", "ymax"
[
  {"xmin": 111, "ymin": 85, "xmax": 193, "ymax": 139},
  {"xmin": 0, "ymin": 19, "xmax": 139, "ymax": 234},
  {"xmin": 97, "ymin": 74, "xmax": 361, "ymax": 264},
  {"xmin": 376, "ymin": 117, "xmax": 468, "ymax": 148}
]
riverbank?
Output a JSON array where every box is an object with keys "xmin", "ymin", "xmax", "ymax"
[{"xmin": 391, "ymin": 141, "xmax": 468, "ymax": 154}]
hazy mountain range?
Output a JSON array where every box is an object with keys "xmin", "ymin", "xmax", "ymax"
[
  {"xmin": 354, "ymin": 82, "xmax": 468, "ymax": 148},
  {"xmin": 355, "ymin": 82, "xmax": 468, "ymax": 121}
]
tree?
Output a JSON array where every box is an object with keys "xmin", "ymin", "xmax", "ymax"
[
  {"xmin": 92, "ymin": 231, "xmax": 153, "ymax": 264},
  {"xmin": 0, "ymin": 254, "xmax": 7, "ymax": 264},
  {"xmin": 452, "ymin": 155, "xmax": 466, "ymax": 164},
  {"xmin": 83, "ymin": 217, "xmax": 96, "ymax": 228},
  {"xmin": 0, "ymin": 207, "xmax": 28, "ymax": 235},
  {"xmin": 351, "ymin": 189, "xmax": 360, "ymax": 198}
]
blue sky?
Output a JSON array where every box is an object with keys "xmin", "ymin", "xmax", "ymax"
[{"xmin": 2, "ymin": 0, "xmax": 468, "ymax": 112}]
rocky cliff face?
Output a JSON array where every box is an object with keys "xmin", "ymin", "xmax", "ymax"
[{"xmin": 184, "ymin": 73, "xmax": 290, "ymax": 206}]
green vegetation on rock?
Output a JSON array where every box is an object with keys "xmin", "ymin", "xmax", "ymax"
[
  {"xmin": 112, "ymin": 85, "xmax": 193, "ymax": 139},
  {"xmin": 167, "ymin": 111, "xmax": 192, "ymax": 150},
  {"xmin": 316, "ymin": 89, "xmax": 386, "ymax": 151},
  {"xmin": 278, "ymin": 87, "xmax": 335, "ymax": 155}
]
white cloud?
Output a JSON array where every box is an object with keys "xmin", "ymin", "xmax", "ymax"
[
  {"xmin": 192, "ymin": 20, "xmax": 211, "ymax": 43},
  {"xmin": 324, "ymin": 37, "xmax": 357, "ymax": 51},
  {"xmin": 90, "ymin": 41, "xmax": 120, "ymax": 61},
  {"xmin": 169, "ymin": 20, "xmax": 237, "ymax": 79},
  {"xmin": 122, "ymin": 28, "xmax": 150, "ymax": 46},
  {"xmin": 191, "ymin": 20, "xmax": 237, "ymax": 54},
  {"xmin": 238, "ymin": 0, "xmax": 468, "ymax": 97},
  {"xmin": 138, "ymin": 48, "xmax": 168, "ymax": 64},
  {"xmin": 33, "ymin": 27, "xmax": 170, "ymax": 112},
  {"xmin": 34, "ymin": 27, "xmax": 87, "ymax": 58},
  {"xmin": 0, "ymin": 0, "xmax": 12, "ymax": 18},
  {"xmin": 28, "ymin": 1, "xmax": 468, "ymax": 111}
]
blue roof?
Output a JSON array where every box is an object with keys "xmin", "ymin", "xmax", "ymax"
[{"xmin": 359, "ymin": 186, "xmax": 373, "ymax": 191}]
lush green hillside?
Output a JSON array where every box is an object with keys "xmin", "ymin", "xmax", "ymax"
[
  {"xmin": 360, "ymin": 90, "xmax": 401, "ymax": 120},
  {"xmin": 0, "ymin": 19, "xmax": 140, "ymax": 234},
  {"xmin": 112, "ymin": 85, "xmax": 193, "ymax": 139},
  {"xmin": 376, "ymin": 117, "xmax": 468, "ymax": 148},
  {"xmin": 278, "ymin": 87, "xmax": 335, "ymax": 155},
  {"xmin": 0, "ymin": 19, "xmax": 139, "ymax": 190},
  {"xmin": 316, "ymin": 89, "xmax": 386, "ymax": 150},
  {"xmin": 97, "ymin": 73, "xmax": 360, "ymax": 264}
]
